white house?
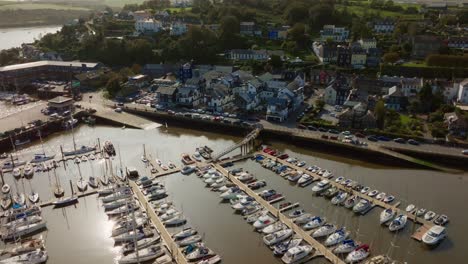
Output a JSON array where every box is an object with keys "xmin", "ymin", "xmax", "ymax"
[
  {"xmin": 266, "ymin": 98, "xmax": 289, "ymax": 122},
  {"xmin": 441, "ymin": 82, "xmax": 460, "ymax": 103},
  {"xmin": 177, "ymin": 86, "xmax": 201, "ymax": 107},
  {"xmin": 206, "ymin": 83, "xmax": 233, "ymax": 112},
  {"xmin": 457, "ymin": 79, "xmax": 468, "ymax": 104},
  {"xmin": 135, "ymin": 19, "xmax": 162, "ymax": 33},
  {"xmin": 401, "ymin": 77, "xmax": 423, "ymax": 97},
  {"xmin": 358, "ymin": 38, "xmax": 377, "ymax": 51},
  {"xmin": 131, "ymin": 10, "xmax": 151, "ymax": 21},
  {"xmin": 170, "ymin": 22, "xmax": 188, "ymax": 36},
  {"xmin": 324, "ymin": 85, "xmax": 337, "ymax": 105}
]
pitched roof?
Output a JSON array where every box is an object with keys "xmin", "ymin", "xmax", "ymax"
[{"xmin": 157, "ymin": 85, "xmax": 178, "ymax": 95}]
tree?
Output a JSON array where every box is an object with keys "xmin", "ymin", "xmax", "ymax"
[
  {"xmin": 289, "ymin": 23, "xmax": 307, "ymax": 47},
  {"xmin": 374, "ymin": 99, "xmax": 386, "ymax": 129},
  {"xmin": 269, "ymin": 54, "xmax": 283, "ymax": 69},
  {"xmin": 105, "ymin": 74, "xmax": 121, "ymax": 97},
  {"xmin": 119, "ymin": 67, "xmax": 134, "ymax": 82},
  {"xmin": 131, "ymin": 64, "xmax": 142, "ymax": 74},
  {"xmin": 382, "ymin": 52, "xmax": 400, "ymax": 64},
  {"xmin": 284, "ymin": 2, "xmax": 309, "ymax": 25}
]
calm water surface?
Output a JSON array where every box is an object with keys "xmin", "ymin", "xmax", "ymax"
[
  {"xmin": 0, "ymin": 26, "xmax": 61, "ymax": 50},
  {"xmin": 1, "ymin": 125, "xmax": 467, "ymax": 264}
]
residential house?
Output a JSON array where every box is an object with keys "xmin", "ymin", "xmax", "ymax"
[
  {"xmin": 131, "ymin": 10, "xmax": 151, "ymax": 21},
  {"xmin": 127, "ymin": 74, "xmax": 150, "ymax": 89},
  {"xmin": 411, "ymin": 35, "xmax": 442, "ymax": 59},
  {"xmin": 135, "ymin": 19, "xmax": 162, "ymax": 33},
  {"xmin": 267, "ymin": 26, "xmax": 289, "ymax": 40},
  {"xmin": 310, "ymin": 69, "xmax": 336, "ymax": 85},
  {"xmin": 371, "ymin": 19, "xmax": 395, "ymax": 34},
  {"xmin": 338, "ymin": 103, "xmax": 376, "ymax": 129},
  {"xmin": 401, "ymin": 77, "xmax": 423, "ymax": 97},
  {"xmin": 447, "ymin": 36, "xmax": 468, "ymax": 49},
  {"xmin": 352, "ymin": 76, "xmax": 384, "ymax": 96},
  {"xmin": 235, "ymin": 93, "xmax": 258, "ymax": 111},
  {"xmin": 358, "ymin": 38, "xmax": 377, "ymax": 51},
  {"xmin": 384, "ymin": 86, "xmax": 408, "ymax": 111},
  {"xmin": 266, "ymin": 98, "xmax": 289, "ymax": 122},
  {"xmin": 227, "ymin": 49, "xmax": 269, "ymax": 61},
  {"xmin": 457, "ymin": 79, "xmax": 468, "ymax": 104},
  {"xmin": 351, "ymin": 47, "xmax": 367, "ymax": 69},
  {"xmin": 324, "ymin": 85, "xmax": 337, "ymax": 105},
  {"xmin": 142, "ymin": 64, "xmax": 179, "ymax": 78},
  {"xmin": 366, "ymin": 48, "xmax": 381, "ymax": 67},
  {"xmin": 313, "ymin": 42, "xmax": 338, "ymax": 64},
  {"xmin": 206, "ymin": 83, "xmax": 233, "ymax": 112},
  {"xmin": 177, "ymin": 86, "xmax": 201, "ymax": 107},
  {"xmin": 170, "ymin": 22, "xmax": 188, "ymax": 36},
  {"xmin": 320, "ymin": 25, "xmax": 349, "ymax": 42},
  {"xmin": 444, "ymin": 112, "xmax": 467, "ymax": 137},
  {"xmin": 178, "ymin": 63, "xmax": 192, "ymax": 81},
  {"xmin": 156, "ymin": 85, "xmax": 179, "ymax": 106},
  {"xmin": 439, "ymin": 81, "xmax": 459, "ymax": 102},
  {"xmin": 154, "ymin": 10, "xmax": 170, "ymax": 20},
  {"xmin": 240, "ymin": 22, "xmax": 261, "ymax": 36},
  {"xmin": 337, "ymin": 46, "xmax": 351, "ymax": 67},
  {"xmin": 324, "ymin": 74, "xmax": 350, "ymax": 106}
]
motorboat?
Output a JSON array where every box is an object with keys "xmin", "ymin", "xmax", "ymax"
[
  {"xmin": 325, "ymin": 228, "xmax": 349, "ymax": 246},
  {"xmin": 288, "ymin": 209, "xmax": 305, "ymax": 218},
  {"xmin": 178, "ymin": 234, "xmax": 203, "ymax": 246},
  {"xmin": 160, "ymin": 165, "xmax": 169, "ymax": 171},
  {"xmin": 379, "ymin": 208, "xmax": 396, "ymax": 224},
  {"xmin": 2, "ymin": 221, "xmax": 47, "ymax": 240},
  {"xmin": 263, "ymin": 229, "xmax": 293, "ymax": 246},
  {"xmin": 422, "ymin": 225, "xmax": 446, "ymax": 246},
  {"xmin": 345, "ymin": 244, "xmax": 370, "ymax": 263},
  {"xmin": 344, "ymin": 196, "xmax": 358, "ymax": 209},
  {"xmin": 367, "ymin": 190, "xmax": 379, "ymax": 197},
  {"xmin": 424, "ymin": 211, "xmax": 436, "ymax": 221},
  {"xmin": 302, "ymin": 216, "xmax": 326, "ymax": 230},
  {"xmin": 76, "ymin": 178, "xmax": 88, "ymax": 192},
  {"xmin": 241, "ymin": 203, "xmax": 262, "ymax": 216},
  {"xmin": 186, "ymin": 246, "xmax": 215, "ymax": 262},
  {"xmin": 13, "ymin": 193, "xmax": 26, "ymax": 206},
  {"xmin": 322, "ymin": 170, "xmax": 333, "ymax": 178},
  {"xmin": 102, "ymin": 189, "xmax": 132, "ymax": 203},
  {"xmin": 262, "ymin": 222, "xmax": 286, "ymax": 234},
  {"xmin": 331, "ymin": 192, "xmax": 348, "ymax": 205},
  {"xmin": 164, "ymin": 215, "xmax": 186, "ymax": 226},
  {"xmin": 219, "ymin": 187, "xmax": 242, "ymax": 200},
  {"xmin": 311, "ymin": 180, "xmax": 330, "ymax": 195},
  {"xmin": 286, "ymin": 173, "xmax": 302, "ymax": 183},
  {"xmin": 360, "ymin": 187, "xmax": 370, "ymax": 194},
  {"xmin": 416, "ymin": 208, "xmax": 426, "ymax": 217},
  {"xmin": 281, "ymin": 245, "xmax": 313, "ymax": 264},
  {"xmin": 245, "ymin": 210, "xmax": 267, "ymax": 224},
  {"xmin": 247, "ymin": 180, "xmax": 266, "ymax": 190},
  {"xmin": 2, "ymin": 183, "xmax": 11, "ymax": 194},
  {"xmin": 334, "ymin": 239, "xmax": 358, "ymax": 254},
  {"xmin": 383, "ymin": 195, "xmax": 395, "ymax": 204},
  {"xmin": 89, "ymin": 154, "xmax": 96, "ymax": 160},
  {"xmin": 335, "ymin": 176, "xmax": 345, "ymax": 183},
  {"xmin": 296, "ymin": 161, "xmax": 306, "ymax": 167},
  {"xmin": 181, "ymin": 153, "xmax": 195, "ymax": 165},
  {"xmin": 273, "ymin": 238, "xmax": 302, "ymax": 256},
  {"xmin": 389, "ymin": 214, "xmax": 407, "ymax": 232},
  {"xmin": 376, "ymin": 192, "xmax": 386, "ymax": 201},
  {"xmin": 88, "ymin": 177, "xmax": 99, "ymax": 188},
  {"xmin": 298, "ymin": 174, "xmax": 314, "ymax": 187},
  {"xmin": 232, "ymin": 197, "xmax": 255, "ymax": 211},
  {"xmin": 192, "ymin": 152, "xmax": 202, "ymax": 162},
  {"xmin": 173, "ymin": 227, "xmax": 198, "ymax": 240},
  {"xmin": 258, "ymin": 189, "xmax": 277, "ymax": 199},
  {"xmin": 0, "ymin": 249, "xmax": 48, "ymax": 264},
  {"xmin": 181, "ymin": 165, "xmax": 196, "ymax": 175},
  {"xmin": 118, "ymin": 245, "xmax": 164, "ymax": 264},
  {"xmin": 198, "ymin": 255, "xmax": 222, "ymax": 264},
  {"xmin": 434, "ymin": 214, "xmax": 449, "ymax": 226},
  {"xmin": 294, "ymin": 214, "xmax": 313, "ymax": 225},
  {"xmin": 121, "ymin": 237, "xmax": 160, "ymax": 255},
  {"xmin": 353, "ymin": 199, "xmax": 371, "ymax": 214},
  {"xmin": 405, "ymin": 204, "xmax": 415, "ymax": 213},
  {"xmin": 13, "ymin": 168, "xmax": 22, "ymax": 178},
  {"xmin": 312, "ymin": 224, "xmax": 336, "ymax": 238},
  {"xmin": 253, "ymin": 215, "xmax": 277, "ymax": 230},
  {"xmin": 28, "ymin": 192, "xmax": 40, "ymax": 204}
]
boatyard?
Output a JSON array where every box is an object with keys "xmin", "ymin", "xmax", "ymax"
[{"xmin": 0, "ymin": 125, "xmax": 466, "ymax": 264}]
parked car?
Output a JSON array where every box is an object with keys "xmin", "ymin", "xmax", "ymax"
[
  {"xmin": 307, "ymin": 125, "xmax": 318, "ymax": 131},
  {"xmin": 328, "ymin": 129, "xmax": 340, "ymax": 134},
  {"xmin": 167, "ymin": 110, "xmax": 175, "ymax": 115},
  {"xmin": 367, "ymin": 136, "xmax": 378, "ymax": 142},
  {"xmin": 377, "ymin": 136, "xmax": 391, "ymax": 141},
  {"xmin": 407, "ymin": 139, "xmax": 420, "ymax": 145},
  {"xmin": 330, "ymin": 136, "xmax": 338, "ymax": 140},
  {"xmin": 114, "ymin": 108, "xmax": 122, "ymax": 113},
  {"xmin": 462, "ymin": 150, "xmax": 468, "ymax": 155},
  {"xmin": 355, "ymin": 132, "xmax": 365, "ymax": 138},
  {"xmin": 297, "ymin": 124, "xmax": 307, "ymax": 130},
  {"xmin": 318, "ymin": 127, "xmax": 327, "ymax": 132},
  {"xmin": 341, "ymin": 131, "xmax": 352, "ymax": 136},
  {"xmin": 321, "ymin": 135, "xmax": 329, "ymax": 139},
  {"xmin": 394, "ymin": 138, "xmax": 406, "ymax": 144}
]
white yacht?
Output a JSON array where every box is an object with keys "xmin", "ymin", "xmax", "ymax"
[
  {"xmin": 263, "ymin": 229, "xmax": 293, "ymax": 246},
  {"xmin": 345, "ymin": 244, "xmax": 370, "ymax": 263},
  {"xmin": 379, "ymin": 208, "xmax": 396, "ymax": 224},
  {"xmin": 262, "ymin": 222, "xmax": 285, "ymax": 234},
  {"xmin": 0, "ymin": 249, "xmax": 48, "ymax": 264},
  {"xmin": 405, "ymin": 204, "xmax": 415, "ymax": 212},
  {"xmin": 294, "ymin": 214, "xmax": 313, "ymax": 225},
  {"xmin": 173, "ymin": 227, "xmax": 197, "ymax": 240},
  {"xmin": 118, "ymin": 246, "xmax": 164, "ymax": 264},
  {"xmin": 312, "ymin": 224, "xmax": 336, "ymax": 238},
  {"xmin": 177, "ymin": 234, "xmax": 203, "ymax": 246},
  {"xmin": 253, "ymin": 215, "xmax": 276, "ymax": 230},
  {"xmin": 298, "ymin": 174, "xmax": 314, "ymax": 187},
  {"xmin": 186, "ymin": 246, "xmax": 215, "ymax": 262},
  {"xmin": 331, "ymin": 192, "xmax": 348, "ymax": 205},
  {"xmin": 333, "ymin": 239, "xmax": 358, "ymax": 254},
  {"xmin": 325, "ymin": 228, "xmax": 349, "ymax": 246},
  {"xmin": 281, "ymin": 245, "xmax": 313, "ymax": 264},
  {"xmin": 389, "ymin": 214, "xmax": 407, "ymax": 232},
  {"xmin": 181, "ymin": 165, "xmax": 196, "ymax": 175},
  {"xmin": 302, "ymin": 216, "xmax": 326, "ymax": 230},
  {"xmin": 311, "ymin": 180, "xmax": 330, "ymax": 195},
  {"xmin": 422, "ymin": 225, "xmax": 446, "ymax": 246},
  {"xmin": 353, "ymin": 199, "xmax": 371, "ymax": 213}
]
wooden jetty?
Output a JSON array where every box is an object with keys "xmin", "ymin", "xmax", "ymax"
[
  {"xmin": 257, "ymin": 151, "xmax": 437, "ymax": 235},
  {"xmin": 130, "ymin": 181, "xmax": 189, "ymax": 264},
  {"xmin": 38, "ymin": 189, "xmax": 98, "ymax": 208},
  {"xmin": 278, "ymin": 202, "xmax": 300, "ymax": 213},
  {"xmin": 212, "ymin": 163, "xmax": 345, "ymax": 264}
]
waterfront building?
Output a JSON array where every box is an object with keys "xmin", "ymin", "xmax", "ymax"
[{"xmin": 48, "ymin": 96, "xmax": 74, "ymax": 113}]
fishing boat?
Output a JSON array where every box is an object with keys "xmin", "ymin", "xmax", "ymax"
[
  {"xmin": 263, "ymin": 229, "xmax": 293, "ymax": 246},
  {"xmin": 281, "ymin": 245, "xmax": 313, "ymax": 264},
  {"xmin": 2, "ymin": 221, "xmax": 47, "ymax": 240},
  {"xmin": 118, "ymin": 245, "xmax": 164, "ymax": 264},
  {"xmin": 379, "ymin": 208, "xmax": 396, "ymax": 224},
  {"xmin": 334, "ymin": 239, "xmax": 358, "ymax": 254},
  {"xmin": 345, "ymin": 244, "xmax": 370, "ymax": 263},
  {"xmin": 0, "ymin": 249, "xmax": 48, "ymax": 263},
  {"xmin": 272, "ymin": 238, "xmax": 303, "ymax": 256},
  {"xmin": 312, "ymin": 224, "xmax": 336, "ymax": 238},
  {"xmin": 389, "ymin": 214, "xmax": 407, "ymax": 232},
  {"xmin": 302, "ymin": 216, "xmax": 326, "ymax": 230}
]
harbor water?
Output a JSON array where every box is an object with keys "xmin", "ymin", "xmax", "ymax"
[
  {"xmin": 1, "ymin": 125, "xmax": 467, "ymax": 264},
  {"xmin": 0, "ymin": 26, "xmax": 61, "ymax": 51}
]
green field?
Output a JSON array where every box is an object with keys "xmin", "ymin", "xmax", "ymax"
[
  {"xmin": 0, "ymin": 2, "xmax": 90, "ymax": 11},
  {"xmin": 336, "ymin": 4, "xmax": 423, "ymax": 20}
]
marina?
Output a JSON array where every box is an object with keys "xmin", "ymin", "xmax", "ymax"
[{"xmin": 0, "ymin": 125, "xmax": 466, "ymax": 264}]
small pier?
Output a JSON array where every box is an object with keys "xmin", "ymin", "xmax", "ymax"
[
  {"xmin": 258, "ymin": 151, "xmax": 437, "ymax": 235},
  {"xmin": 278, "ymin": 202, "xmax": 300, "ymax": 213},
  {"xmin": 38, "ymin": 189, "xmax": 98, "ymax": 208},
  {"xmin": 129, "ymin": 181, "xmax": 189, "ymax": 264},
  {"xmin": 212, "ymin": 163, "xmax": 346, "ymax": 264}
]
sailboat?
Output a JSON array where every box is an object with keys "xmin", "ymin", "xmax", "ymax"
[
  {"xmin": 53, "ymin": 180, "xmax": 78, "ymax": 207},
  {"xmin": 100, "ymin": 161, "xmax": 109, "ymax": 186},
  {"xmin": 23, "ymin": 163, "xmax": 34, "ymax": 178},
  {"xmin": 30, "ymin": 130, "xmax": 55, "ymax": 163},
  {"xmin": 62, "ymin": 111, "xmax": 95, "ymax": 156},
  {"xmin": 53, "ymin": 166, "xmax": 64, "ymax": 197},
  {"xmin": 76, "ymin": 163, "xmax": 87, "ymax": 192},
  {"xmin": 117, "ymin": 146, "xmax": 126, "ymax": 182},
  {"xmin": 141, "ymin": 144, "xmax": 148, "ymax": 163},
  {"xmin": 1, "ymin": 169, "xmax": 10, "ymax": 194},
  {"xmin": 28, "ymin": 191, "xmax": 39, "ymax": 204}
]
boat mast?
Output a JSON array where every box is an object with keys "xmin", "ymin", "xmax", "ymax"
[
  {"xmin": 69, "ymin": 180, "xmax": 74, "ymax": 197},
  {"xmin": 38, "ymin": 129, "xmax": 45, "ymax": 155}
]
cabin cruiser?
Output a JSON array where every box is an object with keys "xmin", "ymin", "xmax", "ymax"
[
  {"xmin": 118, "ymin": 245, "xmax": 164, "ymax": 264},
  {"xmin": 333, "ymin": 239, "xmax": 358, "ymax": 254},
  {"xmin": 263, "ymin": 229, "xmax": 293, "ymax": 246},
  {"xmin": 186, "ymin": 246, "xmax": 215, "ymax": 262},
  {"xmin": 281, "ymin": 245, "xmax": 313, "ymax": 264},
  {"xmin": 287, "ymin": 172, "xmax": 302, "ymax": 182},
  {"xmin": 296, "ymin": 161, "xmax": 306, "ymax": 167},
  {"xmin": 311, "ymin": 180, "xmax": 330, "ymax": 195},
  {"xmin": 241, "ymin": 203, "xmax": 262, "ymax": 216},
  {"xmin": 331, "ymin": 192, "xmax": 348, "ymax": 205},
  {"xmin": 248, "ymin": 180, "xmax": 266, "ymax": 190},
  {"xmin": 219, "ymin": 187, "xmax": 242, "ymax": 200},
  {"xmin": 416, "ymin": 208, "xmax": 426, "ymax": 217},
  {"xmin": 367, "ymin": 190, "xmax": 379, "ymax": 197},
  {"xmin": 379, "ymin": 208, "xmax": 396, "ymax": 224},
  {"xmin": 322, "ymin": 170, "xmax": 333, "ymax": 178},
  {"xmin": 178, "ymin": 234, "xmax": 203, "ymax": 246},
  {"xmin": 345, "ymin": 244, "xmax": 370, "ymax": 263},
  {"xmin": 288, "ymin": 209, "xmax": 305, "ymax": 218},
  {"xmin": 237, "ymin": 172, "xmax": 254, "ymax": 182},
  {"xmin": 181, "ymin": 165, "xmax": 196, "ymax": 175},
  {"xmin": 164, "ymin": 215, "xmax": 186, "ymax": 226},
  {"xmin": 344, "ymin": 196, "xmax": 358, "ymax": 209},
  {"xmin": 312, "ymin": 224, "xmax": 336, "ymax": 238},
  {"xmin": 173, "ymin": 227, "xmax": 198, "ymax": 240},
  {"xmin": 376, "ymin": 192, "xmax": 386, "ymax": 201},
  {"xmin": 262, "ymin": 222, "xmax": 286, "ymax": 234},
  {"xmin": 253, "ymin": 215, "xmax": 277, "ymax": 230},
  {"xmin": 360, "ymin": 187, "xmax": 370, "ymax": 194},
  {"xmin": 0, "ymin": 249, "xmax": 48, "ymax": 264},
  {"xmin": 424, "ymin": 211, "xmax": 436, "ymax": 221},
  {"xmin": 422, "ymin": 225, "xmax": 446, "ymax": 246},
  {"xmin": 121, "ymin": 237, "xmax": 160, "ymax": 255},
  {"xmin": 294, "ymin": 214, "xmax": 313, "ymax": 225},
  {"xmin": 353, "ymin": 199, "xmax": 371, "ymax": 214},
  {"xmin": 232, "ymin": 197, "xmax": 255, "ymax": 211},
  {"xmin": 389, "ymin": 214, "xmax": 407, "ymax": 232},
  {"xmin": 434, "ymin": 214, "xmax": 449, "ymax": 226},
  {"xmin": 383, "ymin": 195, "xmax": 395, "ymax": 203},
  {"xmin": 298, "ymin": 174, "xmax": 314, "ymax": 187},
  {"xmin": 325, "ymin": 228, "xmax": 349, "ymax": 246},
  {"xmin": 273, "ymin": 238, "xmax": 302, "ymax": 256},
  {"xmin": 302, "ymin": 216, "xmax": 326, "ymax": 230}
]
